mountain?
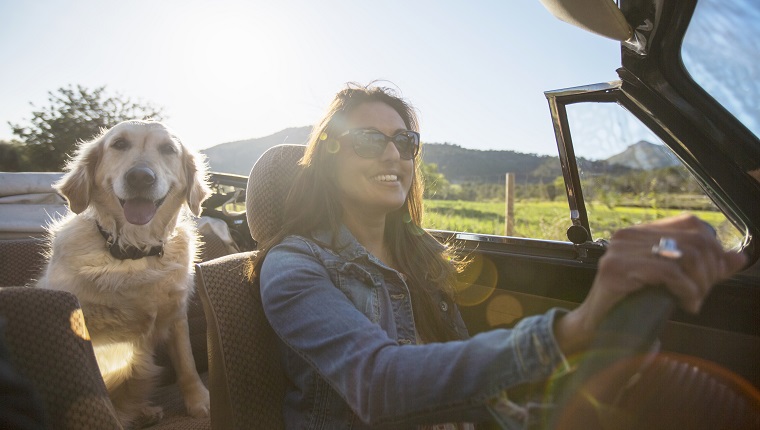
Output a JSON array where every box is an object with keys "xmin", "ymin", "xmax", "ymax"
[
  {"xmin": 201, "ymin": 128, "xmax": 675, "ymax": 183},
  {"xmin": 201, "ymin": 126, "xmax": 312, "ymax": 175},
  {"xmin": 420, "ymin": 143, "xmax": 556, "ymax": 183},
  {"xmin": 201, "ymin": 128, "xmax": 557, "ymax": 182},
  {"xmin": 606, "ymin": 140, "xmax": 680, "ymax": 170}
]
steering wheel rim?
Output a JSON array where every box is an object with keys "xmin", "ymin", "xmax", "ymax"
[{"xmin": 547, "ymin": 287, "xmax": 675, "ymax": 429}]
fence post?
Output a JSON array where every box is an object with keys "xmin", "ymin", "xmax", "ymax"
[{"xmin": 505, "ymin": 173, "xmax": 515, "ymax": 236}]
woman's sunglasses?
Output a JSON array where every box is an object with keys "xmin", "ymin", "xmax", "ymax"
[{"xmin": 338, "ymin": 129, "xmax": 420, "ymax": 160}]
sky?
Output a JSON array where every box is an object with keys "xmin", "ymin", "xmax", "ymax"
[{"xmin": 0, "ymin": 0, "xmax": 621, "ymax": 156}]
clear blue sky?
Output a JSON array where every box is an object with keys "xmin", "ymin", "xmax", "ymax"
[{"xmin": 0, "ymin": 0, "xmax": 621, "ymax": 155}]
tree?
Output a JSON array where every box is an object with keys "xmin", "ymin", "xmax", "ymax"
[
  {"xmin": 9, "ymin": 85, "xmax": 165, "ymax": 171},
  {"xmin": 420, "ymin": 162, "xmax": 451, "ymax": 199},
  {"xmin": 0, "ymin": 140, "xmax": 28, "ymax": 171}
]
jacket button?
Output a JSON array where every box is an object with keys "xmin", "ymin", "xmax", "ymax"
[
  {"xmin": 391, "ymin": 293, "xmax": 405, "ymax": 300},
  {"xmin": 439, "ymin": 301, "xmax": 449, "ymax": 312},
  {"xmin": 399, "ymin": 339, "xmax": 412, "ymax": 345}
]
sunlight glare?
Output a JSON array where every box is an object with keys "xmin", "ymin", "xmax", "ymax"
[
  {"xmin": 69, "ymin": 308, "xmax": 90, "ymax": 340},
  {"xmin": 166, "ymin": 2, "xmax": 298, "ymax": 101},
  {"xmin": 94, "ymin": 342, "xmax": 136, "ymax": 386}
]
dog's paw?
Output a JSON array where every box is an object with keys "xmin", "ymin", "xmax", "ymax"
[
  {"xmin": 185, "ymin": 385, "xmax": 210, "ymax": 418},
  {"xmin": 136, "ymin": 405, "xmax": 163, "ymax": 427}
]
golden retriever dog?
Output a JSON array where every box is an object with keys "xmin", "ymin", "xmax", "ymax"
[{"xmin": 37, "ymin": 120, "xmax": 211, "ymax": 428}]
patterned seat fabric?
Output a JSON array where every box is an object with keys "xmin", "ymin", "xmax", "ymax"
[
  {"xmin": 0, "ymin": 289, "xmax": 215, "ymax": 430},
  {"xmin": 197, "ymin": 253, "xmax": 287, "ymax": 430},
  {"xmin": 0, "ymin": 238, "xmax": 47, "ymax": 287},
  {"xmin": 0, "ymin": 287, "xmax": 122, "ymax": 429},
  {"xmin": 197, "ymin": 144, "xmax": 305, "ymax": 430},
  {"xmin": 246, "ymin": 144, "xmax": 307, "ymax": 244}
]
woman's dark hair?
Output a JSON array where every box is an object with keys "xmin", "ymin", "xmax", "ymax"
[{"xmin": 251, "ymin": 82, "xmax": 464, "ymax": 342}]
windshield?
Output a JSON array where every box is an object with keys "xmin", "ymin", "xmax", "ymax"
[{"xmin": 682, "ymin": 0, "xmax": 760, "ymax": 141}]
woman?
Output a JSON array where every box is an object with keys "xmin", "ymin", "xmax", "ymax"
[{"xmin": 254, "ymin": 83, "xmax": 746, "ymax": 429}]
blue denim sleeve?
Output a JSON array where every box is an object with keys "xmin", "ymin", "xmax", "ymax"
[{"xmin": 260, "ymin": 236, "xmax": 570, "ymax": 427}]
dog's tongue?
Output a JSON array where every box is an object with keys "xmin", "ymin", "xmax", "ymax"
[{"xmin": 123, "ymin": 198, "xmax": 157, "ymax": 225}]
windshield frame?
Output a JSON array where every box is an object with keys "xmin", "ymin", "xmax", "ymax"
[{"xmin": 616, "ymin": 0, "xmax": 760, "ymax": 261}]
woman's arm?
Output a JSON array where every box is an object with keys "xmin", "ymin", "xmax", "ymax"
[{"xmin": 260, "ymin": 236, "xmax": 569, "ymax": 427}]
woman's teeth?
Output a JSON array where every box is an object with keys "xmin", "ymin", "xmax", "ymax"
[{"xmin": 372, "ymin": 174, "xmax": 398, "ymax": 182}]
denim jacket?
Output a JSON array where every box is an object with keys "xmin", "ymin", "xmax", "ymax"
[{"xmin": 260, "ymin": 225, "xmax": 570, "ymax": 429}]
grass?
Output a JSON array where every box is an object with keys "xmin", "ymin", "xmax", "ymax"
[
  {"xmin": 226, "ymin": 193, "xmax": 742, "ymax": 247},
  {"xmin": 423, "ymin": 199, "xmax": 742, "ymax": 247}
]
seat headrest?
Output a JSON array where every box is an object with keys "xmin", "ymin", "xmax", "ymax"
[{"xmin": 246, "ymin": 144, "xmax": 306, "ymax": 244}]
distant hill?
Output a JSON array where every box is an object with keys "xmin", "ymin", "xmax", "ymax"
[
  {"xmin": 606, "ymin": 140, "xmax": 680, "ymax": 170},
  {"xmin": 421, "ymin": 143, "xmax": 557, "ymax": 184},
  {"xmin": 201, "ymin": 127, "xmax": 559, "ymax": 182},
  {"xmin": 201, "ymin": 126, "xmax": 312, "ymax": 175},
  {"xmin": 201, "ymin": 128, "xmax": 676, "ymax": 183}
]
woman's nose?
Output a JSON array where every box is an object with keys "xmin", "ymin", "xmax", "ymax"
[{"xmin": 379, "ymin": 140, "xmax": 401, "ymax": 161}]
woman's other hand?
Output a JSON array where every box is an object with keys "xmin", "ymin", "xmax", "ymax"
[{"xmin": 556, "ymin": 213, "xmax": 748, "ymax": 355}]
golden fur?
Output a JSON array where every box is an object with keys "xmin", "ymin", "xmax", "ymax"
[{"xmin": 37, "ymin": 120, "xmax": 211, "ymax": 428}]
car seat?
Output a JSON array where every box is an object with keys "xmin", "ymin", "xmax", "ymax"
[{"xmin": 196, "ymin": 144, "xmax": 305, "ymax": 430}]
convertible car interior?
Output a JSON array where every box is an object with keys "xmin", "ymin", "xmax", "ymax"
[{"xmin": 0, "ymin": 0, "xmax": 758, "ymax": 429}]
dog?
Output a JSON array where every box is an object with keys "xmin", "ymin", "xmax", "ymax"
[{"xmin": 37, "ymin": 120, "xmax": 211, "ymax": 428}]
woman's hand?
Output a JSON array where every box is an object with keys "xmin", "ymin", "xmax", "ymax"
[{"xmin": 555, "ymin": 214, "xmax": 748, "ymax": 355}]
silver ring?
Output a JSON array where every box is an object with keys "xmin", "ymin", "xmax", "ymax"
[{"xmin": 652, "ymin": 237, "xmax": 683, "ymax": 260}]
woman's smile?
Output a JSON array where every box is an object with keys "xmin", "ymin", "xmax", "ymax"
[
  {"xmin": 370, "ymin": 173, "xmax": 400, "ymax": 183},
  {"xmin": 333, "ymin": 101, "xmax": 414, "ymax": 219}
]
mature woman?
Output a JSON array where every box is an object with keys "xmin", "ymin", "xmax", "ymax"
[{"xmin": 253, "ymin": 83, "xmax": 745, "ymax": 429}]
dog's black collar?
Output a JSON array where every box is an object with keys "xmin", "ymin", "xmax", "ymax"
[{"xmin": 96, "ymin": 222, "xmax": 164, "ymax": 260}]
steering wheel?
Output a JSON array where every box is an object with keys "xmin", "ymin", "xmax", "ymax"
[{"xmin": 546, "ymin": 287, "xmax": 675, "ymax": 430}]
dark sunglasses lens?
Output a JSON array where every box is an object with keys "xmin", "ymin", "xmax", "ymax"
[
  {"xmin": 349, "ymin": 130, "xmax": 419, "ymax": 159},
  {"xmin": 392, "ymin": 132, "xmax": 419, "ymax": 159},
  {"xmin": 352, "ymin": 131, "xmax": 386, "ymax": 158}
]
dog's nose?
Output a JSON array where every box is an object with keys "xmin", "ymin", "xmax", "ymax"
[{"xmin": 126, "ymin": 166, "xmax": 156, "ymax": 190}]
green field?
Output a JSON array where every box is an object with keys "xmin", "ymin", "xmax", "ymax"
[{"xmin": 423, "ymin": 199, "xmax": 742, "ymax": 247}]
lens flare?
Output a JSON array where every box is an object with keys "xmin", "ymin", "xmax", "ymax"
[
  {"xmin": 326, "ymin": 139, "xmax": 340, "ymax": 154},
  {"xmin": 485, "ymin": 294, "xmax": 524, "ymax": 327},
  {"xmin": 454, "ymin": 254, "xmax": 498, "ymax": 306}
]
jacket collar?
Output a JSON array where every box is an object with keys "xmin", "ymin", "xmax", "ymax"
[
  {"xmin": 311, "ymin": 225, "xmax": 368, "ymax": 261},
  {"xmin": 317, "ymin": 222, "xmax": 403, "ymax": 265},
  {"xmin": 310, "ymin": 225, "xmax": 403, "ymax": 280}
]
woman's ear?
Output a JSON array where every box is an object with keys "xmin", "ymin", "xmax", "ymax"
[
  {"xmin": 54, "ymin": 135, "xmax": 104, "ymax": 214},
  {"xmin": 183, "ymin": 147, "xmax": 211, "ymax": 216}
]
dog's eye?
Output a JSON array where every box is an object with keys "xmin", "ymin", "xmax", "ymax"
[
  {"xmin": 160, "ymin": 143, "xmax": 178, "ymax": 155},
  {"xmin": 112, "ymin": 138, "xmax": 129, "ymax": 150}
]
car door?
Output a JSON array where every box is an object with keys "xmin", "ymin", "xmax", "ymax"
[{"xmin": 434, "ymin": 0, "xmax": 760, "ymax": 394}]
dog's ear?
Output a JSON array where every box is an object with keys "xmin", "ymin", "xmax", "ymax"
[
  {"xmin": 183, "ymin": 147, "xmax": 212, "ymax": 216},
  {"xmin": 54, "ymin": 134, "xmax": 104, "ymax": 214}
]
